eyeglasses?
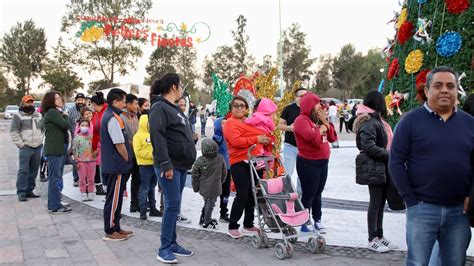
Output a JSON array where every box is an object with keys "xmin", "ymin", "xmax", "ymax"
[{"xmin": 232, "ymin": 104, "xmax": 246, "ymax": 110}]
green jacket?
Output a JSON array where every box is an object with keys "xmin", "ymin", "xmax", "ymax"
[{"xmin": 43, "ymin": 108, "xmax": 70, "ymax": 156}]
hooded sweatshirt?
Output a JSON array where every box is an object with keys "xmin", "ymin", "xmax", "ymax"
[
  {"xmin": 355, "ymin": 104, "xmax": 393, "ymax": 149},
  {"xmin": 245, "ymin": 98, "xmax": 278, "ymax": 133},
  {"xmin": 293, "ymin": 93, "xmax": 337, "ymax": 160},
  {"xmin": 133, "ymin": 114, "xmax": 154, "ymax": 166},
  {"xmin": 213, "ymin": 117, "xmax": 230, "ymax": 169},
  {"xmin": 191, "ymin": 139, "xmax": 227, "ymax": 198},
  {"xmin": 72, "ymin": 129, "xmax": 94, "ymax": 163}
]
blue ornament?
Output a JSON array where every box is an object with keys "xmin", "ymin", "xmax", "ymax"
[
  {"xmin": 378, "ymin": 79, "xmax": 385, "ymax": 93},
  {"xmin": 418, "ymin": 0, "xmax": 427, "ymax": 3},
  {"xmin": 436, "ymin": 31, "xmax": 462, "ymax": 57}
]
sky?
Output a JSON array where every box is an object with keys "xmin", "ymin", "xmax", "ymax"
[{"xmin": 0, "ymin": 0, "xmax": 400, "ymax": 93}]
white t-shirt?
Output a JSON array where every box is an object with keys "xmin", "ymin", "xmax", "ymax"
[{"xmin": 328, "ymin": 105, "xmax": 338, "ymax": 117}]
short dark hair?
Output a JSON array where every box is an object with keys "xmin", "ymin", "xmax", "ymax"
[
  {"xmin": 329, "ymin": 100, "xmax": 336, "ymax": 106},
  {"xmin": 106, "ymin": 88, "xmax": 127, "ymax": 105},
  {"xmin": 126, "ymin": 93, "xmax": 138, "ymax": 104},
  {"xmin": 41, "ymin": 91, "xmax": 61, "ymax": 114},
  {"xmin": 150, "ymin": 73, "xmax": 181, "ymax": 98},
  {"xmin": 138, "ymin": 97, "xmax": 148, "ymax": 108},
  {"xmin": 463, "ymin": 94, "xmax": 474, "ymax": 116},
  {"xmin": 294, "ymin": 87, "xmax": 307, "ymax": 96},
  {"xmin": 426, "ymin": 66, "xmax": 459, "ymax": 89},
  {"xmin": 230, "ymin": 95, "xmax": 249, "ymax": 110},
  {"xmin": 80, "ymin": 106, "xmax": 92, "ymax": 116},
  {"xmin": 90, "ymin": 91, "xmax": 105, "ymax": 105},
  {"xmin": 363, "ymin": 90, "xmax": 387, "ymax": 115},
  {"xmin": 78, "ymin": 119, "xmax": 90, "ymax": 126}
]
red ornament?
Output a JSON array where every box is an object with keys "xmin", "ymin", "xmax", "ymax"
[
  {"xmin": 446, "ymin": 0, "xmax": 470, "ymax": 14},
  {"xmin": 387, "ymin": 58, "xmax": 400, "ymax": 80},
  {"xmin": 397, "ymin": 21, "xmax": 414, "ymax": 45},
  {"xmin": 415, "ymin": 69, "xmax": 430, "ymax": 103}
]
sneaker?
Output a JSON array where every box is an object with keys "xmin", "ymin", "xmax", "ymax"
[
  {"xmin": 73, "ymin": 181, "xmax": 79, "ymax": 187},
  {"xmin": 315, "ymin": 220, "xmax": 327, "ymax": 234},
  {"xmin": 176, "ymin": 214, "xmax": 191, "ymax": 224},
  {"xmin": 157, "ymin": 250, "xmax": 178, "ymax": 264},
  {"xmin": 171, "ymin": 244, "xmax": 193, "ymax": 257},
  {"xmin": 40, "ymin": 176, "xmax": 48, "ymax": 182},
  {"xmin": 243, "ymin": 226, "xmax": 261, "ymax": 234},
  {"xmin": 227, "ymin": 229, "xmax": 243, "ymax": 239},
  {"xmin": 219, "ymin": 214, "xmax": 230, "ymax": 223},
  {"xmin": 130, "ymin": 205, "xmax": 140, "ymax": 213},
  {"xmin": 118, "ymin": 229, "xmax": 133, "ymax": 238},
  {"xmin": 202, "ymin": 222, "xmax": 218, "ymax": 230},
  {"xmin": 103, "ymin": 232, "xmax": 127, "ymax": 242},
  {"xmin": 140, "ymin": 209, "xmax": 147, "ymax": 220},
  {"xmin": 61, "ymin": 201, "xmax": 70, "ymax": 207},
  {"xmin": 301, "ymin": 224, "xmax": 313, "ymax": 233},
  {"xmin": 87, "ymin": 193, "xmax": 94, "ymax": 201},
  {"xmin": 51, "ymin": 206, "xmax": 72, "ymax": 214},
  {"xmin": 95, "ymin": 184, "xmax": 106, "ymax": 195},
  {"xmin": 378, "ymin": 237, "xmax": 398, "ymax": 250},
  {"xmin": 149, "ymin": 207, "xmax": 163, "ymax": 217},
  {"xmin": 26, "ymin": 192, "xmax": 40, "ymax": 198},
  {"xmin": 18, "ymin": 195, "xmax": 27, "ymax": 202},
  {"xmin": 81, "ymin": 193, "xmax": 88, "ymax": 202},
  {"xmin": 368, "ymin": 238, "xmax": 390, "ymax": 253}
]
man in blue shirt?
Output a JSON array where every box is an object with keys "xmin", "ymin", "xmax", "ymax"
[{"xmin": 389, "ymin": 66, "xmax": 474, "ymax": 265}]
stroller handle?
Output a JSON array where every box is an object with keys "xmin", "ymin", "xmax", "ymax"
[{"xmin": 247, "ymin": 144, "xmax": 257, "ymax": 157}]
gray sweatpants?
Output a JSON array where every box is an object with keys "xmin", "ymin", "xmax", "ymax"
[{"xmin": 203, "ymin": 197, "xmax": 217, "ymax": 225}]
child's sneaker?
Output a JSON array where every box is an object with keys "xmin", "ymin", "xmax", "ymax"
[
  {"xmin": 378, "ymin": 237, "xmax": 398, "ymax": 249},
  {"xmin": 368, "ymin": 238, "xmax": 390, "ymax": 253},
  {"xmin": 81, "ymin": 193, "xmax": 88, "ymax": 202},
  {"xmin": 202, "ymin": 222, "xmax": 218, "ymax": 230},
  {"xmin": 176, "ymin": 214, "xmax": 191, "ymax": 224},
  {"xmin": 87, "ymin": 193, "xmax": 94, "ymax": 201}
]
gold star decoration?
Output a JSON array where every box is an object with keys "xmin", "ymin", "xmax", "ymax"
[
  {"xmin": 196, "ymin": 37, "xmax": 202, "ymax": 43},
  {"xmin": 180, "ymin": 22, "xmax": 187, "ymax": 32}
]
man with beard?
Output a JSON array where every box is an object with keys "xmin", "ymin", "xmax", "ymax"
[
  {"xmin": 68, "ymin": 93, "xmax": 87, "ymax": 187},
  {"xmin": 10, "ymin": 95, "xmax": 44, "ymax": 201}
]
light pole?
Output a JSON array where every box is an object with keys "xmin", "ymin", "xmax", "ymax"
[
  {"xmin": 379, "ymin": 68, "xmax": 385, "ymax": 80},
  {"xmin": 278, "ymin": 0, "xmax": 284, "ymax": 98}
]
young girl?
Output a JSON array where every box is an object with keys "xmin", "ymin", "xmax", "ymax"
[
  {"xmin": 73, "ymin": 120, "xmax": 96, "ymax": 201},
  {"xmin": 244, "ymin": 98, "xmax": 277, "ymax": 168}
]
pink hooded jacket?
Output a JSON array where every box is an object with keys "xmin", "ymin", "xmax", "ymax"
[
  {"xmin": 356, "ymin": 104, "xmax": 393, "ymax": 149},
  {"xmin": 245, "ymin": 98, "xmax": 278, "ymax": 133}
]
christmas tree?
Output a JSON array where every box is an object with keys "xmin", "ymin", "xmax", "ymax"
[{"xmin": 381, "ymin": 0, "xmax": 473, "ymax": 124}]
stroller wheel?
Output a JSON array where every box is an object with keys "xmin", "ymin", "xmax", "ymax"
[
  {"xmin": 252, "ymin": 234, "xmax": 262, "ymax": 249},
  {"xmin": 274, "ymin": 243, "xmax": 287, "ymax": 260},
  {"xmin": 260, "ymin": 232, "xmax": 269, "ymax": 248},
  {"xmin": 316, "ymin": 235, "xmax": 326, "ymax": 252},
  {"xmin": 285, "ymin": 242, "xmax": 294, "ymax": 258},
  {"xmin": 286, "ymin": 227, "xmax": 298, "ymax": 244},
  {"xmin": 308, "ymin": 236, "xmax": 326, "ymax": 253}
]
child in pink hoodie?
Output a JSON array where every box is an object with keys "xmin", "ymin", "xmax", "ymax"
[{"xmin": 245, "ymin": 98, "xmax": 278, "ymax": 168}]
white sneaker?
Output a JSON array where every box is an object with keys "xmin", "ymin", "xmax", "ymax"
[
  {"xmin": 81, "ymin": 193, "xmax": 88, "ymax": 202},
  {"xmin": 368, "ymin": 239, "xmax": 390, "ymax": 253},
  {"xmin": 378, "ymin": 237, "xmax": 398, "ymax": 250},
  {"xmin": 61, "ymin": 201, "xmax": 70, "ymax": 207},
  {"xmin": 87, "ymin": 193, "xmax": 94, "ymax": 201},
  {"xmin": 176, "ymin": 214, "xmax": 191, "ymax": 224}
]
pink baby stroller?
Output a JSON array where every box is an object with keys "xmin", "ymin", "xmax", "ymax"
[{"xmin": 248, "ymin": 145, "xmax": 326, "ymax": 259}]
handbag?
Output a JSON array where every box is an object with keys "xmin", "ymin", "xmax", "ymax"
[
  {"xmin": 386, "ymin": 174, "xmax": 405, "ymax": 210},
  {"xmin": 355, "ymin": 152, "xmax": 386, "ymax": 185}
]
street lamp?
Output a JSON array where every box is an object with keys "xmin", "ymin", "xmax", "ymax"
[{"xmin": 379, "ymin": 68, "xmax": 385, "ymax": 80}]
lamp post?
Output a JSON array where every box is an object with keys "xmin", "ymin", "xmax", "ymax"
[
  {"xmin": 278, "ymin": 0, "xmax": 284, "ymax": 98},
  {"xmin": 379, "ymin": 68, "xmax": 385, "ymax": 80}
]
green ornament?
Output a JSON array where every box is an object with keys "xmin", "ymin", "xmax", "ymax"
[{"xmin": 211, "ymin": 73, "xmax": 233, "ymax": 117}]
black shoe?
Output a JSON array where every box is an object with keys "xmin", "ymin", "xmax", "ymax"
[
  {"xmin": 95, "ymin": 184, "xmax": 106, "ymax": 195},
  {"xmin": 51, "ymin": 206, "xmax": 72, "ymax": 214},
  {"xmin": 130, "ymin": 206, "xmax": 140, "ymax": 213},
  {"xmin": 39, "ymin": 175, "xmax": 48, "ymax": 182},
  {"xmin": 26, "ymin": 192, "xmax": 40, "ymax": 198},
  {"xmin": 149, "ymin": 207, "xmax": 163, "ymax": 217},
  {"xmin": 140, "ymin": 210, "xmax": 147, "ymax": 220},
  {"xmin": 18, "ymin": 195, "xmax": 27, "ymax": 202},
  {"xmin": 219, "ymin": 214, "xmax": 230, "ymax": 223},
  {"xmin": 202, "ymin": 221, "xmax": 218, "ymax": 230},
  {"xmin": 73, "ymin": 181, "xmax": 79, "ymax": 187}
]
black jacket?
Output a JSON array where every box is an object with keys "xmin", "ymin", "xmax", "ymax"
[
  {"xmin": 149, "ymin": 95, "xmax": 197, "ymax": 171},
  {"xmin": 354, "ymin": 113, "xmax": 389, "ymax": 164}
]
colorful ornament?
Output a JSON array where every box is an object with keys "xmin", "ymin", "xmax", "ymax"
[
  {"xmin": 436, "ymin": 31, "xmax": 462, "ymax": 57},
  {"xmin": 378, "ymin": 79, "xmax": 385, "ymax": 93},
  {"xmin": 396, "ymin": 8, "xmax": 408, "ymax": 29},
  {"xmin": 405, "ymin": 49, "xmax": 424, "ymax": 74},
  {"xmin": 458, "ymin": 72, "xmax": 467, "ymax": 98},
  {"xmin": 381, "ymin": 38, "xmax": 395, "ymax": 59},
  {"xmin": 233, "ymin": 76, "xmax": 257, "ymax": 109},
  {"xmin": 80, "ymin": 26, "xmax": 104, "ymax": 43},
  {"xmin": 211, "ymin": 73, "xmax": 233, "ymax": 117},
  {"xmin": 415, "ymin": 69, "xmax": 430, "ymax": 103},
  {"xmin": 418, "ymin": 0, "xmax": 427, "ymax": 3},
  {"xmin": 446, "ymin": 0, "xmax": 470, "ymax": 14},
  {"xmin": 413, "ymin": 18, "xmax": 433, "ymax": 44},
  {"xmin": 386, "ymin": 90, "xmax": 408, "ymax": 116},
  {"xmin": 387, "ymin": 58, "xmax": 400, "ymax": 80},
  {"xmin": 397, "ymin": 21, "xmax": 414, "ymax": 45}
]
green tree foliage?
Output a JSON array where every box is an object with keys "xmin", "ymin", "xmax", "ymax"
[
  {"xmin": 0, "ymin": 19, "xmax": 47, "ymax": 95},
  {"xmin": 203, "ymin": 45, "xmax": 238, "ymax": 86},
  {"xmin": 279, "ymin": 23, "xmax": 316, "ymax": 90},
  {"xmin": 257, "ymin": 55, "xmax": 274, "ymax": 75},
  {"xmin": 61, "ymin": 0, "xmax": 152, "ymax": 86},
  {"xmin": 175, "ymin": 33, "xmax": 199, "ymax": 101},
  {"xmin": 352, "ymin": 48, "xmax": 385, "ymax": 97},
  {"xmin": 87, "ymin": 79, "xmax": 118, "ymax": 95},
  {"xmin": 144, "ymin": 34, "xmax": 178, "ymax": 85},
  {"xmin": 313, "ymin": 54, "xmax": 333, "ymax": 94},
  {"xmin": 41, "ymin": 38, "xmax": 83, "ymax": 99},
  {"xmin": 232, "ymin": 15, "xmax": 255, "ymax": 76},
  {"xmin": 332, "ymin": 44, "xmax": 364, "ymax": 100}
]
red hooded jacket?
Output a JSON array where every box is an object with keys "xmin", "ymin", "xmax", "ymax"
[
  {"xmin": 91, "ymin": 103, "xmax": 108, "ymax": 152},
  {"xmin": 293, "ymin": 93, "xmax": 337, "ymax": 160}
]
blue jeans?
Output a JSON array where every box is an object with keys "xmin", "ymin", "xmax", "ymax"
[
  {"xmin": 155, "ymin": 168, "xmax": 187, "ymax": 253},
  {"xmin": 17, "ymin": 146, "xmax": 42, "ymax": 196},
  {"xmin": 283, "ymin": 143, "xmax": 300, "ymax": 193},
  {"xmin": 139, "ymin": 166, "xmax": 157, "ymax": 211},
  {"xmin": 406, "ymin": 201, "xmax": 471, "ymax": 266},
  {"xmin": 47, "ymin": 155, "xmax": 65, "ymax": 211}
]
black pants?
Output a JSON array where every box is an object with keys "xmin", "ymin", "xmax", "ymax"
[
  {"xmin": 339, "ymin": 117, "xmax": 348, "ymax": 133},
  {"xmin": 296, "ymin": 157, "xmax": 328, "ymax": 222},
  {"xmin": 103, "ymin": 173, "xmax": 127, "ymax": 234},
  {"xmin": 124, "ymin": 158, "xmax": 140, "ymax": 208},
  {"xmin": 201, "ymin": 122, "xmax": 206, "ymax": 136},
  {"xmin": 367, "ymin": 183, "xmax": 388, "ymax": 241},
  {"xmin": 94, "ymin": 165, "xmax": 101, "ymax": 184},
  {"xmin": 229, "ymin": 162, "xmax": 260, "ymax": 230},
  {"xmin": 220, "ymin": 169, "xmax": 231, "ymax": 216}
]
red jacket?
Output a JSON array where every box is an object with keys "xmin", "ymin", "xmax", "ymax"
[
  {"xmin": 223, "ymin": 116, "xmax": 270, "ymax": 166},
  {"xmin": 293, "ymin": 93, "xmax": 337, "ymax": 160},
  {"xmin": 91, "ymin": 103, "xmax": 108, "ymax": 152}
]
